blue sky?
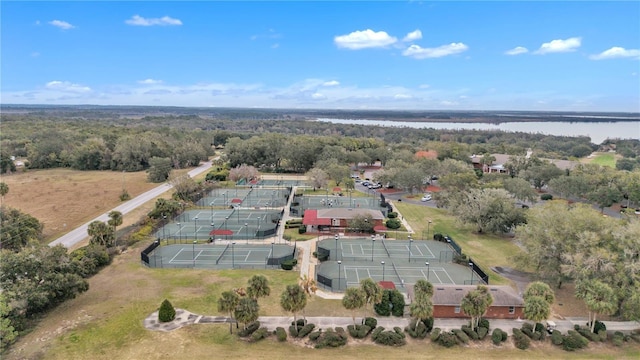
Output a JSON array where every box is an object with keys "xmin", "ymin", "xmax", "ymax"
[{"xmin": 2, "ymin": 1, "xmax": 639, "ymax": 111}]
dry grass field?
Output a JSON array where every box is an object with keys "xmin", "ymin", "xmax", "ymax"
[{"xmin": 1, "ymin": 168, "xmax": 192, "ymax": 242}]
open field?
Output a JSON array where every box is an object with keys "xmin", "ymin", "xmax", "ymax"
[
  {"xmin": 1, "ymin": 168, "xmax": 195, "ymax": 242},
  {"xmin": 6, "ymin": 240, "xmax": 638, "ymax": 360},
  {"xmin": 394, "ymin": 202, "xmax": 524, "ymax": 285},
  {"xmin": 584, "ymin": 152, "xmax": 619, "ymax": 168}
]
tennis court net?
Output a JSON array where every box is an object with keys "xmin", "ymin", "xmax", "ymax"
[
  {"xmin": 381, "ymin": 238, "xmax": 391, "ymax": 257},
  {"xmin": 391, "ymin": 262, "xmax": 403, "ymax": 287},
  {"xmin": 215, "ymin": 243, "xmax": 231, "ymax": 264}
]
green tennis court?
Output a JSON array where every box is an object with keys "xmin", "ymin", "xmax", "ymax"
[
  {"xmin": 146, "ymin": 243, "xmax": 296, "ymax": 269},
  {"xmin": 197, "ymin": 188, "xmax": 291, "ymax": 208},
  {"xmin": 318, "ymin": 237, "xmax": 455, "ymax": 263}
]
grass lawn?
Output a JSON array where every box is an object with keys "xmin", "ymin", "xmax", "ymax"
[
  {"xmin": 588, "ymin": 152, "xmax": 618, "ymax": 168},
  {"xmin": 394, "ymin": 202, "xmax": 525, "ymax": 285}
]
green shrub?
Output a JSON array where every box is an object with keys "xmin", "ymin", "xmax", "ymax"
[
  {"xmin": 423, "ymin": 317, "xmax": 434, "ymax": 333},
  {"xmin": 373, "ymin": 330, "xmax": 406, "ymax": 346},
  {"xmin": 158, "ymin": 299, "xmax": 176, "ymax": 323},
  {"xmin": 430, "ymin": 327, "xmax": 442, "ymax": 341},
  {"xmin": 119, "ymin": 189, "xmax": 131, "ymax": 201},
  {"xmin": 612, "ymin": 332, "xmax": 625, "ymax": 347},
  {"xmin": 347, "ymin": 324, "xmax": 371, "ymax": 339},
  {"xmin": 364, "ymin": 317, "xmax": 377, "ymax": 329},
  {"xmin": 250, "ymin": 327, "xmax": 270, "ymax": 342},
  {"xmin": 461, "ymin": 325, "xmax": 479, "ymax": 340},
  {"xmin": 371, "ymin": 326, "xmax": 385, "ymax": 341},
  {"xmin": 586, "ymin": 320, "xmax": 606, "ymax": 334},
  {"xmin": 512, "ymin": 328, "xmax": 530, "ymax": 350},
  {"xmin": 375, "ymin": 289, "xmax": 404, "ymax": 316},
  {"xmin": 478, "ymin": 318, "xmax": 490, "ymax": 330},
  {"xmin": 477, "ymin": 326, "xmax": 488, "ymax": 340},
  {"xmin": 521, "ymin": 322, "xmax": 534, "ymax": 338},
  {"xmin": 275, "ymin": 327, "xmax": 287, "ymax": 342},
  {"xmin": 390, "ymin": 290, "xmax": 405, "ymax": 317},
  {"xmin": 551, "ymin": 330, "xmax": 563, "ymax": 345},
  {"xmin": 281, "ymin": 259, "xmax": 297, "ymax": 270},
  {"xmin": 491, "ymin": 329, "xmax": 504, "ymax": 345},
  {"xmin": 436, "ymin": 331, "xmax": 458, "ymax": 348},
  {"xmin": 563, "ymin": 330, "xmax": 588, "ymax": 351},
  {"xmin": 387, "ymin": 212, "xmax": 398, "ymax": 219},
  {"xmin": 597, "ymin": 329, "xmax": 607, "ymax": 342},
  {"xmin": 238, "ymin": 321, "xmax": 261, "ymax": 338},
  {"xmin": 394, "ymin": 327, "xmax": 405, "ymax": 338},
  {"xmin": 385, "ymin": 218, "xmax": 401, "ymax": 229},
  {"xmin": 298, "ymin": 225, "xmax": 307, "ymax": 234},
  {"xmin": 314, "ymin": 328, "xmax": 348, "ymax": 349},
  {"xmin": 453, "ymin": 329, "xmax": 469, "ymax": 344},
  {"xmin": 289, "ymin": 325, "xmax": 299, "ymax": 337},
  {"xmin": 406, "ymin": 319, "xmax": 429, "ymax": 339},
  {"xmin": 298, "ymin": 323, "xmax": 316, "ymax": 338},
  {"xmin": 309, "ymin": 330, "xmax": 322, "ymax": 341},
  {"xmin": 540, "ymin": 194, "xmax": 553, "ymax": 200},
  {"xmin": 433, "ymin": 233, "xmax": 444, "ymax": 242},
  {"xmin": 576, "ymin": 326, "xmax": 599, "ymax": 342}
]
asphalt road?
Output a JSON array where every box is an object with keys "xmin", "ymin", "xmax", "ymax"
[{"xmin": 48, "ymin": 161, "xmax": 213, "ymax": 249}]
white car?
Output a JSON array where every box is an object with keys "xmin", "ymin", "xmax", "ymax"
[{"xmin": 421, "ymin": 194, "xmax": 432, "ymax": 202}]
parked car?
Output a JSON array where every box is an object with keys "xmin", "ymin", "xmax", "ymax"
[
  {"xmin": 362, "ymin": 181, "xmax": 370, "ymax": 187},
  {"xmin": 421, "ymin": 193, "xmax": 432, "ymax": 202}
]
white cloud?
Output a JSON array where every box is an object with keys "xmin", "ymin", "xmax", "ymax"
[
  {"xmin": 505, "ymin": 46, "xmax": 528, "ymax": 55},
  {"xmin": 440, "ymin": 100, "xmax": 458, "ymax": 106},
  {"xmin": 419, "ymin": 84, "xmax": 430, "ymax": 89},
  {"xmin": 138, "ymin": 79, "xmax": 163, "ymax": 85},
  {"xmin": 48, "ymin": 20, "xmax": 75, "ymax": 30},
  {"xmin": 402, "ymin": 29, "xmax": 422, "ymax": 42},
  {"xmin": 334, "ymin": 29, "xmax": 397, "ymax": 50},
  {"xmin": 402, "ymin": 43, "xmax": 468, "ymax": 59},
  {"xmin": 125, "ymin": 15, "xmax": 182, "ymax": 26},
  {"xmin": 589, "ymin": 47, "xmax": 640, "ymax": 60},
  {"xmin": 45, "ymin": 80, "xmax": 91, "ymax": 93},
  {"xmin": 535, "ymin": 37, "xmax": 581, "ymax": 54},
  {"xmin": 311, "ymin": 92, "xmax": 325, "ymax": 100},
  {"xmin": 322, "ymin": 80, "xmax": 340, "ymax": 87},
  {"xmin": 35, "ymin": 20, "xmax": 41, "ymax": 26},
  {"xmin": 394, "ymin": 94, "xmax": 412, "ymax": 99}
]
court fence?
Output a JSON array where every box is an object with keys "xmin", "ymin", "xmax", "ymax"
[
  {"xmin": 443, "ymin": 234, "xmax": 489, "ymax": 285},
  {"xmin": 141, "ymin": 240, "xmax": 161, "ymax": 266},
  {"xmin": 267, "ymin": 241, "xmax": 297, "ymax": 266}
]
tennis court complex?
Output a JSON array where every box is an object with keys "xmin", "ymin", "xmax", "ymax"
[
  {"xmin": 316, "ymin": 237, "xmax": 481, "ymax": 292},
  {"xmin": 145, "ymin": 243, "xmax": 296, "ymax": 269},
  {"xmin": 156, "ymin": 208, "xmax": 282, "ymax": 242},
  {"xmin": 197, "ymin": 187, "xmax": 291, "ymax": 209}
]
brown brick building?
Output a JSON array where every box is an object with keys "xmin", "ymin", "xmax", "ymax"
[
  {"xmin": 429, "ymin": 285, "xmax": 524, "ymax": 319},
  {"xmin": 302, "ymin": 208, "xmax": 385, "ymax": 233}
]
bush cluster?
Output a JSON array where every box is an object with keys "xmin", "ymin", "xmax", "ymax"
[
  {"xmin": 297, "ymin": 323, "xmax": 315, "ymax": 338},
  {"xmin": 563, "ymin": 330, "xmax": 589, "ymax": 351},
  {"xmin": 452, "ymin": 329, "xmax": 469, "ymax": 344},
  {"xmin": 238, "ymin": 321, "xmax": 261, "ymax": 338},
  {"xmin": 385, "ymin": 218, "xmax": 401, "ymax": 229},
  {"xmin": 492, "ymin": 328, "xmax": 508, "ymax": 345},
  {"xmin": 363, "ymin": 317, "xmax": 377, "ymax": 329},
  {"xmin": 250, "ymin": 327, "xmax": 270, "ymax": 342},
  {"xmin": 436, "ymin": 331, "xmax": 458, "ymax": 348},
  {"xmin": 540, "ymin": 194, "xmax": 553, "ymax": 200},
  {"xmin": 521, "ymin": 322, "xmax": 545, "ymax": 341},
  {"xmin": 371, "ymin": 327, "xmax": 406, "ymax": 346},
  {"xmin": 347, "ymin": 324, "xmax": 372, "ymax": 339},
  {"xmin": 374, "ymin": 289, "xmax": 405, "ymax": 317},
  {"xmin": 612, "ymin": 331, "xmax": 630, "ymax": 347},
  {"xmin": 575, "ymin": 325, "xmax": 600, "ymax": 342},
  {"xmin": 512, "ymin": 328, "xmax": 531, "ymax": 350},
  {"xmin": 586, "ymin": 320, "xmax": 606, "ymax": 334},
  {"xmin": 281, "ymin": 259, "xmax": 297, "ymax": 270},
  {"xmin": 433, "ymin": 233, "xmax": 444, "ymax": 242},
  {"xmin": 70, "ymin": 244, "xmax": 111, "ymax": 278},
  {"xmin": 405, "ymin": 318, "xmax": 433, "ymax": 339},
  {"xmin": 387, "ymin": 212, "xmax": 398, "ymax": 219},
  {"xmin": 477, "ymin": 326, "xmax": 489, "ymax": 340},
  {"xmin": 313, "ymin": 328, "xmax": 348, "ymax": 349},
  {"xmin": 461, "ymin": 325, "xmax": 479, "ymax": 340},
  {"xmin": 158, "ymin": 299, "xmax": 176, "ymax": 323},
  {"xmin": 430, "ymin": 327, "xmax": 442, "ymax": 341},
  {"xmin": 275, "ymin": 327, "xmax": 287, "ymax": 342},
  {"xmin": 551, "ymin": 330, "xmax": 563, "ymax": 345}
]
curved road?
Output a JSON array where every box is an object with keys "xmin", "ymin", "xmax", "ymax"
[{"xmin": 49, "ymin": 161, "xmax": 213, "ymax": 249}]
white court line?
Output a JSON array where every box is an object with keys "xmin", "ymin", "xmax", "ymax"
[
  {"xmin": 432, "ymin": 270, "xmax": 443, "ymax": 284},
  {"xmin": 433, "ymin": 269, "xmax": 455, "ymax": 284},
  {"xmin": 169, "ymin": 248, "xmax": 185, "ymax": 263},
  {"xmin": 194, "ymin": 250, "xmax": 204, "ymax": 260}
]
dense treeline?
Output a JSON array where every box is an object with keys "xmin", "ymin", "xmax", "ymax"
[{"xmin": 1, "ymin": 112, "xmax": 604, "ymax": 174}]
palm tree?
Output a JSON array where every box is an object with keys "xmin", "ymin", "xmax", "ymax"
[
  {"xmin": 342, "ymin": 287, "xmax": 366, "ymax": 326},
  {"xmin": 523, "ymin": 296, "xmax": 551, "ymax": 323},
  {"xmin": 107, "ymin": 211, "xmax": 123, "ymax": 247},
  {"xmin": 461, "ymin": 286, "xmax": 493, "ymax": 331},
  {"xmin": 413, "ymin": 279, "xmax": 434, "ymax": 298},
  {"xmin": 87, "ymin": 220, "xmax": 114, "ymax": 247},
  {"xmin": 247, "ymin": 275, "xmax": 271, "ymax": 301},
  {"xmin": 523, "ymin": 281, "xmax": 555, "ymax": 305},
  {"xmin": 299, "ymin": 274, "xmax": 317, "ymax": 321},
  {"xmin": 0, "ymin": 182, "xmax": 8, "ymax": 207},
  {"xmin": 584, "ymin": 280, "xmax": 617, "ymax": 333},
  {"xmin": 234, "ymin": 297, "xmax": 259, "ymax": 330},
  {"xmin": 217, "ymin": 290, "xmax": 240, "ymax": 333},
  {"xmin": 409, "ymin": 292, "xmax": 433, "ymax": 331},
  {"xmin": 280, "ymin": 284, "xmax": 307, "ymax": 325},
  {"xmin": 360, "ymin": 278, "xmax": 382, "ymax": 319}
]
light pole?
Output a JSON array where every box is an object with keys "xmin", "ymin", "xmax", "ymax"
[
  {"xmin": 245, "ymin": 222, "xmax": 249, "ymax": 244},
  {"xmin": 334, "ymin": 234, "xmax": 339, "ymax": 261},
  {"xmin": 194, "ymin": 216, "xmax": 198, "ymax": 241},
  {"xmin": 162, "ymin": 214, "xmax": 166, "ymax": 241},
  {"xmin": 381, "ymin": 261, "xmax": 385, "ymax": 281},
  {"xmin": 337, "ymin": 260, "xmax": 342, "ymax": 292},
  {"xmin": 210, "ymin": 223, "xmax": 215, "ymax": 243},
  {"xmin": 427, "ymin": 220, "xmax": 432, "ymax": 240},
  {"xmin": 271, "ymin": 241, "xmax": 275, "ymax": 266},
  {"xmin": 231, "ymin": 242, "xmax": 236, "ymax": 269},
  {"xmin": 223, "ymin": 191, "xmax": 228, "ymax": 208},
  {"xmin": 408, "ymin": 235, "xmax": 413, "ymax": 263},
  {"xmin": 425, "ymin": 261, "xmax": 430, "ymax": 281},
  {"xmin": 469, "ymin": 262, "xmax": 474, "ymax": 285},
  {"xmin": 177, "ymin": 222, "xmax": 182, "ymax": 243},
  {"xmin": 192, "ymin": 240, "xmax": 197, "ymax": 268},
  {"xmin": 210, "ymin": 201, "xmax": 214, "ymax": 220},
  {"xmin": 371, "ymin": 235, "xmax": 375, "ymax": 262}
]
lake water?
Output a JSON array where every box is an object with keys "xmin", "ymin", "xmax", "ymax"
[{"xmin": 316, "ymin": 118, "xmax": 640, "ymax": 144}]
